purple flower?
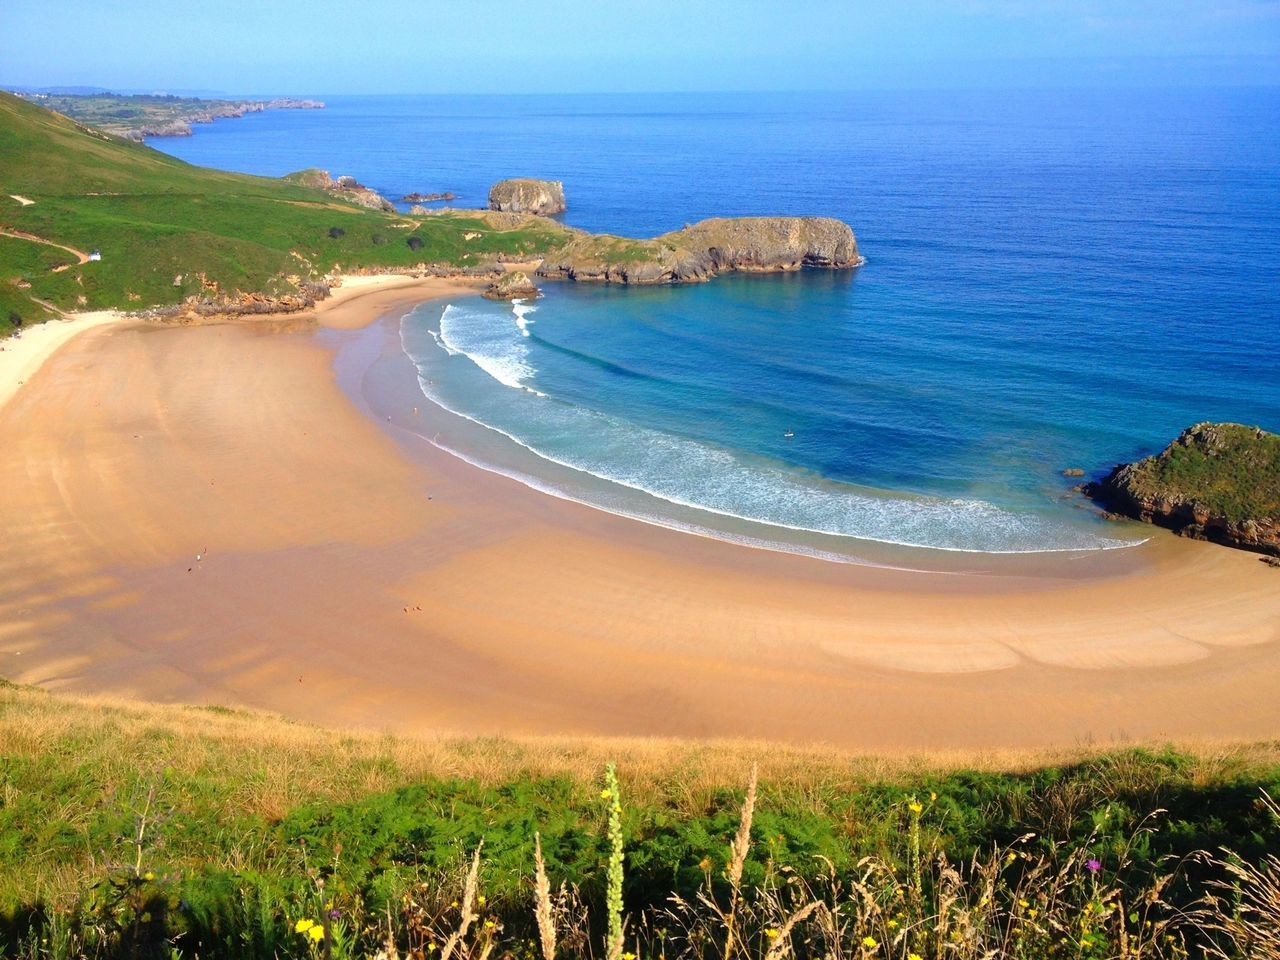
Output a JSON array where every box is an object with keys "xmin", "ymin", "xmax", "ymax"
[
  {"xmin": 1085, "ymin": 858, "xmax": 1102, "ymax": 873},
  {"xmin": 328, "ymin": 909, "xmax": 342, "ymax": 920}
]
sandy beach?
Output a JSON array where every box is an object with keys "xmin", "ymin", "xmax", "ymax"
[{"xmin": 1, "ymin": 277, "xmax": 1278, "ymax": 751}]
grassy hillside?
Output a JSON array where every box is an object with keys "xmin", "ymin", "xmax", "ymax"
[
  {"xmin": 0, "ymin": 92, "xmax": 569, "ymax": 334},
  {"xmin": 1, "ymin": 682, "xmax": 1277, "ymax": 958}
]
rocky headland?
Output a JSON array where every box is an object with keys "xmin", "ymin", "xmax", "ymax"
[
  {"xmin": 1085, "ymin": 422, "xmax": 1280, "ymax": 557},
  {"xmin": 16, "ymin": 92, "xmax": 323, "ymax": 141},
  {"xmin": 537, "ymin": 216, "xmax": 863, "ymax": 284},
  {"xmin": 285, "ymin": 169, "xmax": 396, "ymax": 212},
  {"xmin": 488, "ymin": 178, "xmax": 566, "ymax": 215}
]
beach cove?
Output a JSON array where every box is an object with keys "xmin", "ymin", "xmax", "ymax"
[{"xmin": 1, "ymin": 276, "xmax": 1278, "ymax": 751}]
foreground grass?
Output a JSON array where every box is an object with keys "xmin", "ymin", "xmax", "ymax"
[{"xmin": 1, "ymin": 682, "xmax": 1278, "ymax": 958}]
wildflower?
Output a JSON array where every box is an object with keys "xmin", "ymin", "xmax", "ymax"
[
  {"xmin": 929, "ymin": 791, "xmax": 937, "ymax": 801},
  {"xmin": 143, "ymin": 871, "xmax": 155, "ymax": 881},
  {"xmin": 329, "ymin": 909, "xmax": 341, "ymax": 920},
  {"xmin": 484, "ymin": 920, "xmax": 496, "ymax": 930},
  {"xmin": 295, "ymin": 919, "xmax": 316, "ymax": 934},
  {"xmin": 861, "ymin": 935, "xmax": 878, "ymax": 949},
  {"xmin": 764, "ymin": 929, "xmax": 780, "ymax": 939},
  {"xmin": 1018, "ymin": 898, "xmax": 1029, "ymax": 908},
  {"xmin": 478, "ymin": 895, "xmax": 486, "ymax": 905},
  {"xmin": 909, "ymin": 955, "xmax": 924, "ymax": 960},
  {"xmin": 600, "ymin": 789, "xmax": 612, "ymax": 799},
  {"xmin": 908, "ymin": 800, "xmax": 923, "ymax": 814},
  {"xmin": 309, "ymin": 925, "xmax": 325, "ymax": 942},
  {"xmin": 1086, "ymin": 857, "xmax": 1102, "ymax": 873},
  {"xmin": 622, "ymin": 953, "xmax": 636, "ymax": 960},
  {"xmin": 887, "ymin": 918, "xmax": 899, "ymax": 929}
]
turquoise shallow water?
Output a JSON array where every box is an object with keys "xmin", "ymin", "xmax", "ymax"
[{"xmin": 159, "ymin": 89, "xmax": 1280, "ymax": 554}]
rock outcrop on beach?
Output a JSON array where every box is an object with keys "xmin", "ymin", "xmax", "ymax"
[
  {"xmin": 482, "ymin": 270, "xmax": 541, "ymax": 301},
  {"xmin": 488, "ymin": 178, "xmax": 566, "ymax": 215},
  {"xmin": 285, "ymin": 169, "xmax": 395, "ymax": 212},
  {"xmin": 537, "ymin": 216, "xmax": 863, "ymax": 285},
  {"xmin": 1085, "ymin": 422, "xmax": 1280, "ymax": 556},
  {"xmin": 404, "ymin": 191, "xmax": 455, "ymax": 203}
]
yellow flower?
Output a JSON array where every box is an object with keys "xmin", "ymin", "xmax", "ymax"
[
  {"xmin": 600, "ymin": 789, "xmax": 612, "ymax": 799},
  {"xmin": 887, "ymin": 919, "xmax": 899, "ymax": 929},
  {"xmin": 764, "ymin": 929, "xmax": 779, "ymax": 939},
  {"xmin": 143, "ymin": 871, "xmax": 155, "ymax": 882},
  {"xmin": 929, "ymin": 791, "xmax": 937, "ymax": 802},
  {"xmin": 908, "ymin": 801, "xmax": 923, "ymax": 814},
  {"xmin": 478, "ymin": 895, "xmax": 487, "ymax": 905},
  {"xmin": 295, "ymin": 919, "xmax": 315, "ymax": 934},
  {"xmin": 909, "ymin": 955, "xmax": 924, "ymax": 960},
  {"xmin": 1018, "ymin": 899, "xmax": 1029, "ymax": 908},
  {"xmin": 622, "ymin": 953, "xmax": 636, "ymax": 960},
  {"xmin": 308, "ymin": 926, "xmax": 325, "ymax": 942},
  {"xmin": 861, "ymin": 936, "xmax": 878, "ymax": 949},
  {"xmin": 484, "ymin": 920, "xmax": 496, "ymax": 930}
]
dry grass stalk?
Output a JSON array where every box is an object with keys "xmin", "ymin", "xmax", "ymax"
[
  {"xmin": 439, "ymin": 842, "xmax": 483, "ymax": 960},
  {"xmin": 722, "ymin": 765, "xmax": 758, "ymax": 959},
  {"xmin": 761, "ymin": 900, "xmax": 821, "ymax": 960},
  {"xmin": 534, "ymin": 832, "xmax": 557, "ymax": 960}
]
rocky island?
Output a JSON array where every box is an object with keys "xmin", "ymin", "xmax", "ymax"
[
  {"xmin": 538, "ymin": 215, "xmax": 863, "ymax": 284},
  {"xmin": 1086, "ymin": 422, "xmax": 1280, "ymax": 557},
  {"xmin": 488, "ymin": 178, "xmax": 567, "ymax": 215},
  {"xmin": 482, "ymin": 270, "xmax": 541, "ymax": 300}
]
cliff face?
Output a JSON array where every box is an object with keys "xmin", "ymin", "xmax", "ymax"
[
  {"xmin": 537, "ymin": 216, "xmax": 863, "ymax": 285},
  {"xmin": 1085, "ymin": 422, "xmax": 1280, "ymax": 556},
  {"xmin": 488, "ymin": 178, "xmax": 566, "ymax": 215}
]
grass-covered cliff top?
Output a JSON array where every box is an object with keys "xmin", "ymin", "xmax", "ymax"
[
  {"xmin": 0, "ymin": 91, "xmax": 571, "ymax": 333},
  {"xmin": 2, "ymin": 680, "xmax": 1278, "ymax": 958},
  {"xmin": 1113, "ymin": 422, "xmax": 1280, "ymax": 523}
]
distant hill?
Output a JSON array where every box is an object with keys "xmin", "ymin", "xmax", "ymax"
[{"xmin": 0, "ymin": 91, "xmax": 569, "ymax": 333}]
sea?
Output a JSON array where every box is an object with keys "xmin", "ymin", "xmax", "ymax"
[{"xmin": 154, "ymin": 89, "xmax": 1280, "ymax": 559}]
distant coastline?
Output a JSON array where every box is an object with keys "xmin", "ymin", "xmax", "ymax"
[{"xmin": 9, "ymin": 90, "xmax": 323, "ymax": 140}]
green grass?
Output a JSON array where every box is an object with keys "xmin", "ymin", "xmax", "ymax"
[
  {"xmin": 0, "ymin": 92, "xmax": 573, "ymax": 323},
  {"xmin": 1124, "ymin": 424, "xmax": 1280, "ymax": 522},
  {"xmin": 1, "ymin": 683, "xmax": 1278, "ymax": 957}
]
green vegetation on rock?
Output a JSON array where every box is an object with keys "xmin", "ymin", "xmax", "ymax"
[{"xmin": 1088, "ymin": 422, "xmax": 1280, "ymax": 555}]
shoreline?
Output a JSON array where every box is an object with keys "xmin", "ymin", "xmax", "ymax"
[{"xmin": 1, "ymin": 283, "xmax": 1278, "ymax": 749}]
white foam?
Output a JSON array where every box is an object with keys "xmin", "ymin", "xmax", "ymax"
[
  {"xmin": 512, "ymin": 299, "xmax": 537, "ymax": 337},
  {"xmin": 403, "ymin": 308, "xmax": 1144, "ymax": 556},
  {"xmin": 438, "ymin": 302, "xmax": 545, "ymax": 396}
]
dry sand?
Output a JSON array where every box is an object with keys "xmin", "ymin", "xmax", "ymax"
[{"xmin": 1, "ymin": 276, "xmax": 1278, "ymax": 751}]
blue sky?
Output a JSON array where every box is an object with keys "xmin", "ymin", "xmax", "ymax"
[{"xmin": 2, "ymin": 0, "xmax": 1278, "ymax": 94}]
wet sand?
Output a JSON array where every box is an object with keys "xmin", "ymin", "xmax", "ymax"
[{"xmin": 1, "ymin": 279, "xmax": 1278, "ymax": 750}]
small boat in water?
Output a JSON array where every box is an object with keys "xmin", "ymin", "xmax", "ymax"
[{"xmin": 783, "ymin": 430, "xmax": 795, "ymax": 439}]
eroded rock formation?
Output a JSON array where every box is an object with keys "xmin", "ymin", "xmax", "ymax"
[
  {"xmin": 482, "ymin": 270, "xmax": 541, "ymax": 301},
  {"xmin": 537, "ymin": 216, "xmax": 863, "ymax": 285},
  {"xmin": 488, "ymin": 178, "xmax": 566, "ymax": 215},
  {"xmin": 1085, "ymin": 422, "xmax": 1280, "ymax": 556}
]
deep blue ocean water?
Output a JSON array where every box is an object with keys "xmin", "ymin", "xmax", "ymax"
[{"xmin": 157, "ymin": 90, "xmax": 1280, "ymax": 555}]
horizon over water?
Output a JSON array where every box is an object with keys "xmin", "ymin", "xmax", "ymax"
[{"xmin": 157, "ymin": 89, "xmax": 1280, "ymax": 557}]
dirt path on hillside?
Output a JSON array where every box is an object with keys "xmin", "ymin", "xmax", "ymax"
[{"xmin": 0, "ymin": 228, "xmax": 91, "ymax": 266}]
